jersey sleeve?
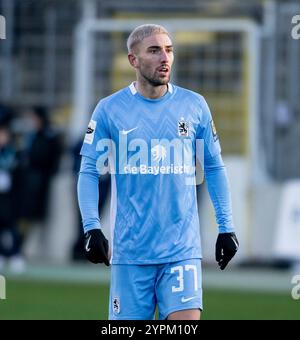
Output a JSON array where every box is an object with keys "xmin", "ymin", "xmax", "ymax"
[
  {"xmin": 196, "ymin": 95, "xmax": 221, "ymax": 162},
  {"xmin": 80, "ymin": 100, "xmax": 111, "ymax": 160},
  {"xmin": 204, "ymin": 153, "xmax": 235, "ymax": 233},
  {"xmin": 77, "ymin": 156, "xmax": 101, "ymax": 233}
]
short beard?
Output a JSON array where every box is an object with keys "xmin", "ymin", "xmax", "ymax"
[{"xmin": 140, "ymin": 71, "xmax": 170, "ymax": 86}]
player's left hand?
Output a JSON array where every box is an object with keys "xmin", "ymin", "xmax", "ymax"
[
  {"xmin": 215, "ymin": 232, "xmax": 239, "ymax": 270},
  {"xmin": 84, "ymin": 229, "xmax": 110, "ymax": 266}
]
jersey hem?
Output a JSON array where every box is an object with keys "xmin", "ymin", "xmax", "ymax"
[{"xmin": 111, "ymin": 254, "xmax": 202, "ymax": 265}]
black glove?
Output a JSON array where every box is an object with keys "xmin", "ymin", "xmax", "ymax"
[
  {"xmin": 215, "ymin": 232, "xmax": 239, "ymax": 270},
  {"xmin": 84, "ymin": 229, "xmax": 110, "ymax": 266}
]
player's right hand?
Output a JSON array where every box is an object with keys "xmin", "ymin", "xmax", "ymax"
[{"xmin": 84, "ymin": 229, "xmax": 110, "ymax": 266}]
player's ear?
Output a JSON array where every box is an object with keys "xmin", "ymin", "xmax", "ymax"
[{"xmin": 128, "ymin": 53, "xmax": 139, "ymax": 68}]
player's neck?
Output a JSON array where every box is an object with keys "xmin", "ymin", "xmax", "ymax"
[{"xmin": 135, "ymin": 80, "xmax": 168, "ymax": 99}]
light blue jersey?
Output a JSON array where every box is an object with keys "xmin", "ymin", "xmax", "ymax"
[{"xmin": 79, "ymin": 83, "xmax": 234, "ymax": 265}]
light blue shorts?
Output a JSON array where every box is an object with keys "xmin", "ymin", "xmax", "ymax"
[{"xmin": 109, "ymin": 258, "xmax": 202, "ymax": 320}]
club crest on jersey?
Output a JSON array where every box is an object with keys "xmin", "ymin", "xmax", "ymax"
[
  {"xmin": 113, "ymin": 297, "xmax": 120, "ymax": 314},
  {"xmin": 178, "ymin": 117, "xmax": 189, "ymax": 137}
]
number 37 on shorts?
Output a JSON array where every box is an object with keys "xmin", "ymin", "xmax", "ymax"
[{"xmin": 165, "ymin": 259, "xmax": 202, "ymax": 310}]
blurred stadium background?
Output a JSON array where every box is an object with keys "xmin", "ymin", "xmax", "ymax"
[{"xmin": 0, "ymin": 0, "xmax": 300, "ymax": 319}]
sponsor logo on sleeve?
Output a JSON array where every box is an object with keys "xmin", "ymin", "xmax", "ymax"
[
  {"xmin": 210, "ymin": 120, "xmax": 219, "ymax": 142},
  {"xmin": 84, "ymin": 120, "xmax": 97, "ymax": 145}
]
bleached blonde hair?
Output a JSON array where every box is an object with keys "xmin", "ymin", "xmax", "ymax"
[{"xmin": 127, "ymin": 24, "xmax": 171, "ymax": 53}]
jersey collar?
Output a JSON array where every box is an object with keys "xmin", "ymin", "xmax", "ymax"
[{"xmin": 129, "ymin": 82, "xmax": 173, "ymax": 96}]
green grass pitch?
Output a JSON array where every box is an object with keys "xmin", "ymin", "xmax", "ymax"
[{"xmin": 0, "ymin": 279, "xmax": 299, "ymax": 320}]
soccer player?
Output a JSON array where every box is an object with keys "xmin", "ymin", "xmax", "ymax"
[{"xmin": 77, "ymin": 24, "xmax": 239, "ymax": 320}]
